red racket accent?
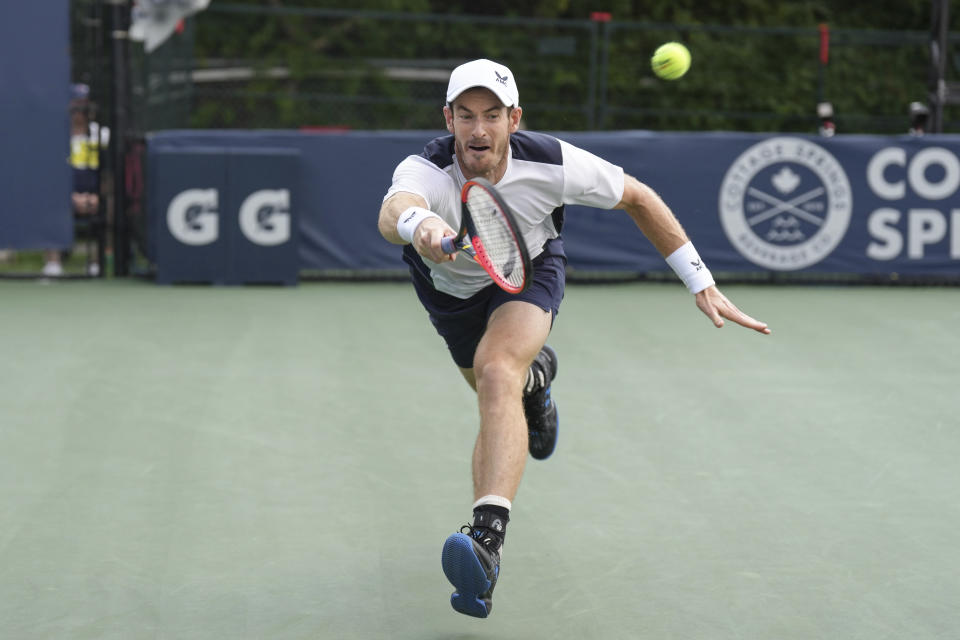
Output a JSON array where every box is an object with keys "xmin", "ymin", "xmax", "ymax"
[{"xmin": 460, "ymin": 178, "xmax": 531, "ymax": 294}]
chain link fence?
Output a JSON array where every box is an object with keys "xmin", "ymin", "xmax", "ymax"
[
  {"xmin": 121, "ymin": 4, "xmax": 960, "ymax": 136},
  {"xmin": 599, "ymin": 23, "xmax": 939, "ymax": 133},
  {"xmin": 135, "ymin": 6, "xmax": 601, "ymax": 132}
]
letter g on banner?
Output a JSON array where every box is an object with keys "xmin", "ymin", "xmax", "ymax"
[
  {"xmin": 240, "ymin": 189, "xmax": 290, "ymax": 247},
  {"xmin": 239, "ymin": 189, "xmax": 291, "ymax": 246},
  {"xmin": 167, "ymin": 188, "xmax": 219, "ymax": 245}
]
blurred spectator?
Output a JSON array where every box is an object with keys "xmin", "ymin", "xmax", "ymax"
[
  {"xmin": 43, "ymin": 83, "xmax": 109, "ymax": 277},
  {"xmin": 817, "ymin": 101, "xmax": 835, "ymax": 137},
  {"xmin": 908, "ymin": 101, "xmax": 929, "ymax": 136}
]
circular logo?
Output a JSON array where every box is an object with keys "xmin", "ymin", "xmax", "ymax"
[{"xmin": 718, "ymin": 137, "xmax": 852, "ymax": 270}]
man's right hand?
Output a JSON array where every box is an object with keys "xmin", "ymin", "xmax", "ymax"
[{"xmin": 413, "ymin": 216, "xmax": 458, "ymax": 263}]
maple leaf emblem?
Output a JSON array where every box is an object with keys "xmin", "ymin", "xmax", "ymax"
[{"xmin": 772, "ymin": 167, "xmax": 800, "ymax": 194}]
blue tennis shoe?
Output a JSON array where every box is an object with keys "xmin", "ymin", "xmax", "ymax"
[
  {"xmin": 524, "ymin": 345, "xmax": 559, "ymax": 460},
  {"xmin": 441, "ymin": 525, "xmax": 502, "ymax": 618}
]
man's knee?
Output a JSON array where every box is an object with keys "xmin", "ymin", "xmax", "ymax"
[{"xmin": 473, "ymin": 357, "xmax": 523, "ymax": 396}]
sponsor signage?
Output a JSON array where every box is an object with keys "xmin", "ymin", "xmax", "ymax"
[
  {"xmin": 146, "ymin": 130, "xmax": 960, "ymax": 279},
  {"xmin": 563, "ymin": 131, "xmax": 960, "ymax": 277},
  {"xmin": 149, "ymin": 146, "xmax": 300, "ymax": 285},
  {"xmin": 718, "ymin": 137, "xmax": 853, "ymax": 271}
]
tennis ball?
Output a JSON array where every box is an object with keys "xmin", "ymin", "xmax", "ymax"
[{"xmin": 651, "ymin": 42, "xmax": 691, "ymax": 80}]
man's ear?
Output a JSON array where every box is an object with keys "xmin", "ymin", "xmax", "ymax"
[
  {"xmin": 443, "ymin": 105, "xmax": 454, "ymax": 134},
  {"xmin": 508, "ymin": 106, "xmax": 523, "ymax": 134}
]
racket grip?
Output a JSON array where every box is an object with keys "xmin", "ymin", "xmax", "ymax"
[{"xmin": 441, "ymin": 237, "xmax": 457, "ymax": 254}]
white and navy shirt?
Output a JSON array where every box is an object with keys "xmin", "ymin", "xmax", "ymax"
[{"xmin": 384, "ymin": 130, "xmax": 624, "ymax": 299}]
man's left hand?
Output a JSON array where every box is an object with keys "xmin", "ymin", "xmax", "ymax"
[{"xmin": 694, "ymin": 285, "xmax": 771, "ymax": 334}]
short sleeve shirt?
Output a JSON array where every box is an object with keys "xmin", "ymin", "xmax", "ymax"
[{"xmin": 384, "ymin": 130, "xmax": 624, "ymax": 298}]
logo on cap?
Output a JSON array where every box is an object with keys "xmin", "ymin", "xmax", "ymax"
[{"xmin": 495, "ymin": 71, "xmax": 508, "ymax": 86}]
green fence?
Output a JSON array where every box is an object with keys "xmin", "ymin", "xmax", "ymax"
[{"xmin": 120, "ymin": 4, "xmax": 960, "ymax": 135}]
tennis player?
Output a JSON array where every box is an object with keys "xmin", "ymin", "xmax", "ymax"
[{"xmin": 378, "ymin": 58, "xmax": 770, "ymax": 619}]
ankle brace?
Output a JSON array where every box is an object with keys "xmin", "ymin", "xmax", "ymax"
[{"xmin": 472, "ymin": 505, "xmax": 509, "ymax": 545}]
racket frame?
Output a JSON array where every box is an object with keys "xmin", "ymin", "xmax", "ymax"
[{"xmin": 454, "ymin": 177, "xmax": 532, "ymax": 294}]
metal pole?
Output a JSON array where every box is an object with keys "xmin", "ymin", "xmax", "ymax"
[
  {"xmin": 108, "ymin": 0, "xmax": 129, "ymax": 276},
  {"xmin": 587, "ymin": 20, "xmax": 598, "ymax": 129},
  {"xmin": 597, "ymin": 20, "xmax": 611, "ymax": 129},
  {"xmin": 929, "ymin": 0, "xmax": 949, "ymax": 133},
  {"xmin": 816, "ymin": 23, "xmax": 829, "ymax": 106},
  {"xmin": 92, "ymin": 0, "xmax": 106, "ymax": 276}
]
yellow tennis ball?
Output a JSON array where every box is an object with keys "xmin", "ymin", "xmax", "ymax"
[{"xmin": 651, "ymin": 42, "xmax": 691, "ymax": 80}]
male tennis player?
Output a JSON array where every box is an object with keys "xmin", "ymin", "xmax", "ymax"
[{"xmin": 378, "ymin": 58, "xmax": 770, "ymax": 619}]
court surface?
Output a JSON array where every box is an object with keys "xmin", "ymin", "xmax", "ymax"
[{"xmin": 1, "ymin": 279, "xmax": 957, "ymax": 639}]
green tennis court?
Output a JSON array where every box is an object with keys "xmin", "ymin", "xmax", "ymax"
[{"xmin": 1, "ymin": 279, "xmax": 957, "ymax": 639}]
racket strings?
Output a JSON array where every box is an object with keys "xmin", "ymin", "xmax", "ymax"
[{"xmin": 465, "ymin": 188, "xmax": 524, "ymax": 288}]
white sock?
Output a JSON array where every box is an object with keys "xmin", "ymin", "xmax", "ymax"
[
  {"xmin": 472, "ymin": 495, "xmax": 512, "ymax": 512},
  {"xmin": 523, "ymin": 366, "xmax": 545, "ymax": 395}
]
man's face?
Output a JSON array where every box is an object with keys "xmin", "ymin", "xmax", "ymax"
[
  {"xmin": 70, "ymin": 103, "xmax": 88, "ymax": 130},
  {"xmin": 443, "ymin": 87, "xmax": 522, "ymax": 181}
]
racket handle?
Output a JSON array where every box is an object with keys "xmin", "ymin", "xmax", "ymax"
[{"xmin": 441, "ymin": 236, "xmax": 457, "ymax": 254}]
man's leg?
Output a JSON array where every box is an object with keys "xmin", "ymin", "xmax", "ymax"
[
  {"xmin": 442, "ymin": 300, "xmax": 551, "ymax": 618},
  {"xmin": 459, "ymin": 343, "xmax": 560, "ymax": 462},
  {"xmin": 470, "ymin": 300, "xmax": 552, "ymax": 501}
]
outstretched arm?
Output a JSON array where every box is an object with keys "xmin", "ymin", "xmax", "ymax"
[{"xmin": 614, "ymin": 174, "xmax": 770, "ymax": 335}]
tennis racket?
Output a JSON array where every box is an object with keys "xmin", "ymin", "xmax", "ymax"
[{"xmin": 440, "ymin": 177, "xmax": 532, "ymax": 294}]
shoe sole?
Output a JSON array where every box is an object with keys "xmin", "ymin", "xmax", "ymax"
[{"xmin": 441, "ymin": 533, "xmax": 493, "ymax": 618}]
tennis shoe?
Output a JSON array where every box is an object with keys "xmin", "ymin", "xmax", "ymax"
[
  {"xmin": 524, "ymin": 345, "xmax": 559, "ymax": 460},
  {"xmin": 441, "ymin": 525, "xmax": 501, "ymax": 618}
]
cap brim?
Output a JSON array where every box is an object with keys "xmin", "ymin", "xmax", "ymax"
[{"xmin": 447, "ymin": 84, "xmax": 517, "ymax": 108}]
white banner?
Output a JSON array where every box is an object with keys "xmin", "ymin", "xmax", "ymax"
[{"xmin": 129, "ymin": 0, "xmax": 211, "ymax": 53}]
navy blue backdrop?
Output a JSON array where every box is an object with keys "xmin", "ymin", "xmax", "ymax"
[
  {"xmin": 0, "ymin": 1, "xmax": 72, "ymax": 249},
  {"xmin": 150, "ymin": 129, "xmax": 960, "ymax": 279}
]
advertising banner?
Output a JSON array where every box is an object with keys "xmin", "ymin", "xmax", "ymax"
[
  {"xmin": 149, "ymin": 145, "xmax": 299, "ymax": 285},
  {"xmin": 149, "ymin": 130, "xmax": 960, "ymax": 279},
  {"xmin": 560, "ymin": 131, "xmax": 960, "ymax": 278}
]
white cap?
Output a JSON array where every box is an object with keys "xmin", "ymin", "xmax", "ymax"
[{"xmin": 446, "ymin": 59, "xmax": 519, "ymax": 108}]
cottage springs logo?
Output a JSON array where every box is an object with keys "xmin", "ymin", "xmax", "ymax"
[{"xmin": 719, "ymin": 137, "xmax": 853, "ymax": 270}]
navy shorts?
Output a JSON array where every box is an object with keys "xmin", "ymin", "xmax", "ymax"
[{"xmin": 406, "ymin": 238, "xmax": 567, "ymax": 369}]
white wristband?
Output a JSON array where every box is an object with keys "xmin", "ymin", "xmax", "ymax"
[
  {"xmin": 665, "ymin": 241, "xmax": 715, "ymax": 294},
  {"xmin": 397, "ymin": 206, "xmax": 441, "ymax": 243}
]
